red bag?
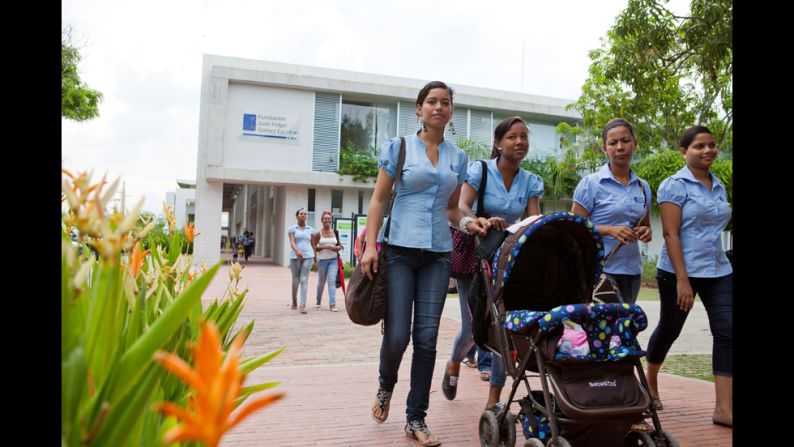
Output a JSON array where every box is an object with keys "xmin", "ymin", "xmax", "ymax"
[{"xmin": 450, "ymin": 226, "xmax": 477, "ymax": 279}]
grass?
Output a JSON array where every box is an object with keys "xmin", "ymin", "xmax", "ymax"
[{"xmin": 641, "ymin": 354, "xmax": 714, "ymax": 382}]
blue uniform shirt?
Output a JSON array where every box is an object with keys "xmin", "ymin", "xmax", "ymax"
[
  {"xmin": 377, "ymin": 134, "xmax": 468, "ymax": 252},
  {"xmin": 573, "ymin": 163, "xmax": 651, "ymax": 275},
  {"xmin": 466, "ymin": 158, "xmax": 544, "ymax": 223},
  {"xmin": 288, "ymin": 225, "xmax": 315, "ymax": 259},
  {"xmin": 656, "ymin": 166, "xmax": 732, "ymax": 278}
]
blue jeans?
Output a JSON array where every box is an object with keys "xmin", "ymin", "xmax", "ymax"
[
  {"xmin": 289, "ymin": 258, "xmax": 313, "ymax": 307},
  {"xmin": 315, "ymin": 258, "xmax": 338, "ymax": 307},
  {"xmin": 609, "ymin": 273, "xmax": 641, "ymax": 304},
  {"xmin": 378, "ymin": 245, "xmax": 451, "ymax": 422},
  {"xmin": 646, "ymin": 269, "xmax": 733, "ymax": 376},
  {"xmin": 450, "ymin": 276, "xmax": 506, "ymax": 388}
]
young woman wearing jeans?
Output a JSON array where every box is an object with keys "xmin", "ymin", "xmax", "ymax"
[
  {"xmin": 442, "ymin": 117, "xmax": 544, "ymax": 413},
  {"xmin": 311, "ymin": 211, "xmax": 341, "ymax": 311},
  {"xmin": 360, "ymin": 81, "xmax": 487, "ymax": 447},
  {"xmin": 645, "ymin": 126, "xmax": 733, "ymax": 427},
  {"xmin": 288, "ymin": 208, "xmax": 315, "ymax": 314}
]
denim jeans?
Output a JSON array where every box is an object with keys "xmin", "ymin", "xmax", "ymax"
[
  {"xmin": 289, "ymin": 258, "xmax": 313, "ymax": 307},
  {"xmin": 646, "ymin": 269, "xmax": 733, "ymax": 376},
  {"xmin": 378, "ymin": 245, "xmax": 451, "ymax": 422},
  {"xmin": 451, "ymin": 276, "xmax": 506, "ymax": 387},
  {"xmin": 315, "ymin": 258, "xmax": 338, "ymax": 307},
  {"xmin": 608, "ymin": 273, "xmax": 642, "ymax": 304}
]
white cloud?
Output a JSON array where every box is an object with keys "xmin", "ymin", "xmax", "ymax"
[{"xmin": 62, "ymin": 0, "xmax": 691, "ymax": 213}]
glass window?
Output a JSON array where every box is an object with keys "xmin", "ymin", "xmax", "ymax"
[
  {"xmin": 331, "ymin": 190, "xmax": 343, "ymax": 215},
  {"xmin": 340, "ymin": 101, "xmax": 397, "ymax": 151}
]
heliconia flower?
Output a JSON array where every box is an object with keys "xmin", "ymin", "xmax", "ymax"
[
  {"xmin": 154, "ymin": 321, "xmax": 285, "ymax": 447},
  {"xmin": 185, "ymin": 222, "xmax": 201, "ymax": 243},
  {"xmin": 128, "ymin": 241, "xmax": 150, "ymax": 278}
]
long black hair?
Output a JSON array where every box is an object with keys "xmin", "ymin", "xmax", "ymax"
[{"xmin": 490, "ymin": 116, "xmax": 528, "ymax": 158}]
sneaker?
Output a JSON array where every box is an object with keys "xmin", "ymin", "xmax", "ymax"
[
  {"xmin": 405, "ymin": 419, "xmax": 441, "ymax": 446},
  {"xmin": 441, "ymin": 361, "xmax": 459, "ymax": 401},
  {"xmin": 463, "ymin": 357, "xmax": 477, "ymax": 368},
  {"xmin": 315, "ymin": 302, "xmax": 322, "ymax": 308},
  {"xmin": 329, "ymin": 306, "xmax": 338, "ymax": 312},
  {"xmin": 299, "ymin": 306, "xmax": 307, "ymax": 314},
  {"xmin": 372, "ymin": 389, "xmax": 392, "ymax": 423}
]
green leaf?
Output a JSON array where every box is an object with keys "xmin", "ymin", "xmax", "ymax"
[
  {"xmin": 240, "ymin": 347, "xmax": 284, "ymax": 375},
  {"xmin": 111, "ymin": 261, "xmax": 221, "ymax": 403}
]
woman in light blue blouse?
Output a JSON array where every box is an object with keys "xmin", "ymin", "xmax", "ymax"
[
  {"xmin": 287, "ymin": 208, "xmax": 315, "ymax": 314},
  {"xmin": 441, "ymin": 116, "xmax": 543, "ymax": 413},
  {"xmin": 360, "ymin": 81, "xmax": 487, "ymax": 447},
  {"xmin": 645, "ymin": 126, "xmax": 732, "ymax": 427},
  {"xmin": 571, "ymin": 118, "xmax": 652, "ymax": 303}
]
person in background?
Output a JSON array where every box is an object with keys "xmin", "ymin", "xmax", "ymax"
[
  {"xmin": 288, "ymin": 208, "xmax": 315, "ymax": 314},
  {"xmin": 311, "ymin": 211, "xmax": 342, "ymax": 312},
  {"xmin": 645, "ymin": 126, "xmax": 732, "ymax": 427}
]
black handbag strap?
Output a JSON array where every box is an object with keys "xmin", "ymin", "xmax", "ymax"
[
  {"xmin": 604, "ymin": 178, "xmax": 649, "ymax": 262},
  {"xmin": 476, "ymin": 159, "xmax": 488, "ymax": 218},
  {"xmin": 381, "ymin": 137, "xmax": 406, "ymax": 242}
]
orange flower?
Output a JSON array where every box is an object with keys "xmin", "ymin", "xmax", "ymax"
[
  {"xmin": 154, "ymin": 322, "xmax": 284, "ymax": 447},
  {"xmin": 184, "ymin": 222, "xmax": 201, "ymax": 243},
  {"xmin": 127, "ymin": 241, "xmax": 150, "ymax": 278}
]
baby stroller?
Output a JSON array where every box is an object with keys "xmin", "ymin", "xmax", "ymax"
[{"xmin": 472, "ymin": 212, "xmax": 677, "ymax": 447}]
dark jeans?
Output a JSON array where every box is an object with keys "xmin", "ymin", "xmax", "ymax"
[
  {"xmin": 608, "ymin": 273, "xmax": 642, "ymax": 304},
  {"xmin": 379, "ymin": 245, "xmax": 451, "ymax": 422},
  {"xmin": 646, "ymin": 269, "xmax": 733, "ymax": 376}
]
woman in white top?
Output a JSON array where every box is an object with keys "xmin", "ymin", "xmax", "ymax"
[{"xmin": 311, "ymin": 211, "xmax": 342, "ymax": 312}]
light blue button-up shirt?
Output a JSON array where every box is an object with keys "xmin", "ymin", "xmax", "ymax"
[
  {"xmin": 377, "ymin": 134, "xmax": 468, "ymax": 252},
  {"xmin": 656, "ymin": 166, "xmax": 732, "ymax": 278},
  {"xmin": 288, "ymin": 225, "xmax": 315, "ymax": 259},
  {"xmin": 466, "ymin": 158, "xmax": 544, "ymax": 223},
  {"xmin": 573, "ymin": 163, "xmax": 651, "ymax": 275}
]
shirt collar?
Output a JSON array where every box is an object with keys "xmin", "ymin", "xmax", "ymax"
[
  {"xmin": 596, "ymin": 163, "xmax": 639, "ymax": 185},
  {"xmin": 674, "ymin": 165, "xmax": 724, "ymax": 190}
]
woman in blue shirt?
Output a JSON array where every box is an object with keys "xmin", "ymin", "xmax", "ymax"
[
  {"xmin": 287, "ymin": 208, "xmax": 315, "ymax": 313},
  {"xmin": 360, "ymin": 81, "xmax": 486, "ymax": 447},
  {"xmin": 571, "ymin": 118, "xmax": 652, "ymax": 303},
  {"xmin": 441, "ymin": 116, "xmax": 544, "ymax": 413},
  {"xmin": 645, "ymin": 126, "xmax": 732, "ymax": 427}
]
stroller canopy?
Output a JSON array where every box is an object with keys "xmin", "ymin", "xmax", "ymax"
[{"xmin": 491, "ymin": 212, "xmax": 605, "ymax": 312}]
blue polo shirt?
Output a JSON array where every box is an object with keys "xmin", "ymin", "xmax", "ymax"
[
  {"xmin": 377, "ymin": 134, "xmax": 468, "ymax": 252},
  {"xmin": 573, "ymin": 163, "xmax": 651, "ymax": 275},
  {"xmin": 466, "ymin": 158, "xmax": 544, "ymax": 223},
  {"xmin": 288, "ymin": 225, "xmax": 315, "ymax": 259},
  {"xmin": 656, "ymin": 166, "xmax": 732, "ymax": 278}
]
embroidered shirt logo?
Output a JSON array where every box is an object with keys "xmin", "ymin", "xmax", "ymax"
[{"xmin": 588, "ymin": 380, "xmax": 617, "ymax": 387}]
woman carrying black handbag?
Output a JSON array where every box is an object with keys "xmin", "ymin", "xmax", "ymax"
[
  {"xmin": 440, "ymin": 116, "xmax": 544, "ymax": 415},
  {"xmin": 359, "ymin": 81, "xmax": 487, "ymax": 447}
]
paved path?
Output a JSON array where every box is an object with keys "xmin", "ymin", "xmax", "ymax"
[{"xmin": 204, "ymin": 256, "xmax": 731, "ymax": 446}]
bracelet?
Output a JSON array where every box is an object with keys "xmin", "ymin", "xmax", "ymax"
[{"xmin": 458, "ymin": 216, "xmax": 475, "ymax": 234}]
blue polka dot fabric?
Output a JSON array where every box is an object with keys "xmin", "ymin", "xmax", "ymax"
[{"xmin": 504, "ymin": 303, "xmax": 648, "ymax": 362}]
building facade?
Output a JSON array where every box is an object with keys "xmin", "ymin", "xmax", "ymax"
[
  {"xmin": 194, "ymin": 55, "xmax": 581, "ymax": 266},
  {"xmin": 164, "ymin": 179, "xmax": 196, "ymax": 231}
]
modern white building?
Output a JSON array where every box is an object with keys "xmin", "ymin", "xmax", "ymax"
[
  {"xmin": 164, "ymin": 179, "xmax": 196, "ymax": 231},
  {"xmin": 194, "ymin": 54, "xmax": 582, "ymax": 267}
]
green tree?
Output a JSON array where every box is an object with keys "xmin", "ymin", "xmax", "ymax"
[
  {"xmin": 62, "ymin": 27, "xmax": 103, "ymax": 121},
  {"xmin": 564, "ymin": 0, "xmax": 732, "ymax": 154}
]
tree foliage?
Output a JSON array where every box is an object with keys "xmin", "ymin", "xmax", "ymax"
[
  {"xmin": 62, "ymin": 27, "xmax": 103, "ymax": 121},
  {"xmin": 566, "ymin": 0, "xmax": 732, "ymax": 153}
]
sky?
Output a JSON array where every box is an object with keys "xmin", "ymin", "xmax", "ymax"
[{"xmin": 62, "ymin": 0, "xmax": 690, "ymax": 215}]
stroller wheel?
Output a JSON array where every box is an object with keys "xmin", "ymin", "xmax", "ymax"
[
  {"xmin": 547, "ymin": 436, "xmax": 572, "ymax": 447},
  {"xmin": 524, "ymin": 439, "xmax": 544, "ymax": 447},
  {"xmin": 624, "ymin": 430, "xmax": 655, "ymax": 446},
  {"xmin": 479, "ymin": 410, "xmax": 500, "ymax": 447},
  {"xmin": 653, "ymin": 430, "xmax": 679, "ymax": 447},
  {"xmin": 500, "ymin": 411, "xmax": 516, "ymax": 447}
]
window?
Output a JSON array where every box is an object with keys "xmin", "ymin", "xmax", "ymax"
[
  {"xmin": 307, "ymin": 188, "xmax": 316, "ymax": 228},
  {"xmin": 331, "ymin": 190, "xmax": 343, "ymax": 215},
  {"xmin": 340, "ymin": 101, "xmax": 397, "ymax": 151}
]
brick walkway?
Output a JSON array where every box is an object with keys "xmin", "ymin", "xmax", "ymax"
[{"xmin": 206, "ymin": 255, "xmax": 732, "ymax": 446}]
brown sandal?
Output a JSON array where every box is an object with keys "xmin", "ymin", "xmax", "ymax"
[
  {"xmin": 652, "ymin": 397, "xmax": 663, "ymax": 411},
  {"xmin": 372, "ymin": 389, "xmax": 392, "ymax": 423},
  {"xmin": 405, "ymin": 419, "xmax": 440, "ymax": 446}
]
